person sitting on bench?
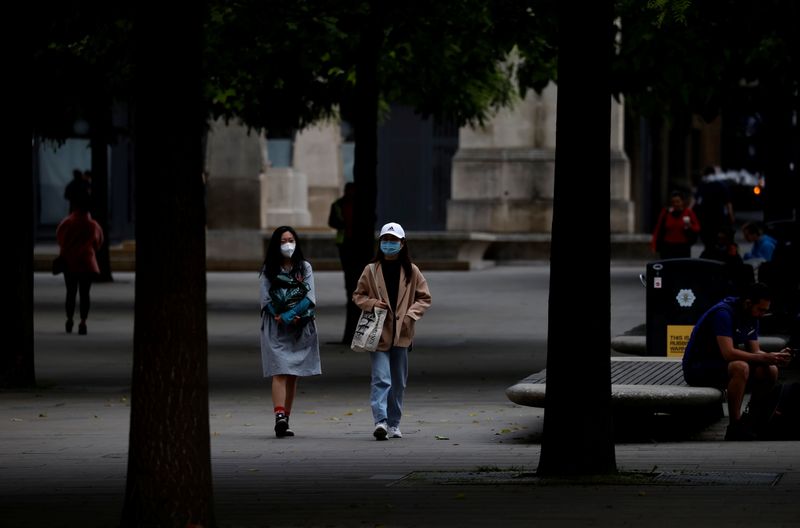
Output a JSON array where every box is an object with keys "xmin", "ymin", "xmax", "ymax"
[{"xmin": 682, "ymin": 282, "xmax": 793, "ymax": 441}]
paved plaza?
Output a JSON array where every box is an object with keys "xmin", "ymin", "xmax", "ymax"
[{"xmin": 1, "ymin": 265, "xmax": 798, "ymax": 527}]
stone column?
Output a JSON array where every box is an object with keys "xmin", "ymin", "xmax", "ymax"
[
  {"xmin": 260, "ymin": 134, "xmax": 311, "ymax": 229},
  {"xmin": 610, "ymin": 97, "xmax": 634, "ymax": 233},
  {"xmin": 205, "ymin": 118, "xmax": 264, "ymax": 264},
  {"xmin": 447, "ymin": 84, "xmax": 557, "ymax": 232},
  {"xmin": 448, "ymin": 83, "xmax": 634, "ymax": 234},
  {"xmin": 293, "ymin": 122, "xmax": 344, "ymax": 228}
]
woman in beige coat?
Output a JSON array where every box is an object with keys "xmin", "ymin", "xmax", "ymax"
[{"xmin": 352, "ymin": 222, "xmax": 432, "ymax": 440}]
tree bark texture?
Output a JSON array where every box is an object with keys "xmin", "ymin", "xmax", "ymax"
[
  {"xmin": 2, "ymin": 116, "xmax": 36, "ymax": 388},
  {"xmin": 346, "ymin": 2, "xmax": 384, "ymax": 344},
  {"xmin": 122, "ymin": 3, "xmax": 215, "ymax": 527},
  {"xmin": 538, "ymin": 0, "xmax": 617, "ymax": 476}
]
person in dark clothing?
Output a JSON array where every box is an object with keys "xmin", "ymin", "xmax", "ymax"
[
  {"xmin": 64, "ymin": 169, "xmax": 92, "ymax": 212},
  {"xmin": 693, "ymin": 166, "xmax": 735, "ymax": 251},
  {"xmin": 328, "ymin": 182, "xmax": 359, "ymax": 343},
  {"xmin": 682, "ymin": 282, "xmax": 793, "ymax": 441},
  {"xmin": 700, "ymin": 226, "xmax": 743, "ymax": 266},
  {"xmin": 699, "ymin": 226, "xmax": 752, "ymax": 295}
]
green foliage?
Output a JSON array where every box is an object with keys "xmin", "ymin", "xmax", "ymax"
[
  {"xmin": 32, "ymin": 1, "xmax": 798, "ymax": 146},
  {"xmin": 613, "ymin": 0, "xmax": 799, "ymax": 123},
  {"xmin": 31, "ymin": 4, "xmax": 135, "ymax": 143},
  {"xmin": 205, "ymin": 0, "xmax": 529, "ymax": 131},
  {"xmin": 204, "ymin": 0, "xmax": 347, "ymax": 135},
  {"xmin": 646, "ymin": 0, "xmax": 690, "ymax": 26}
]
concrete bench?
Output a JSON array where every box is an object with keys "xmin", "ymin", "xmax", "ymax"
[{"xmin": 506, "ymin": 356, "xmax": 725, "ymax": 416}]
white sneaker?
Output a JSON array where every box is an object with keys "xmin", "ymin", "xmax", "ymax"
[
  {"xmin": 388, "ymin": 426, "xmax": 402, "ymax": 438},
  {"xmin": 373, "ymin": 422, "xmax": 388, "ymax": 440}
]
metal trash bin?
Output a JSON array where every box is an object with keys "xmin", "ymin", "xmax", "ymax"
[{"xmin": 645, "ymin": 258, "xmax": 731, "ymax": 357}]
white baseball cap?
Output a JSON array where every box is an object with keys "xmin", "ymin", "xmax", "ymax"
[{"xmin": 379, "ymin": 222, "xmax": 405, "ymax": 239}]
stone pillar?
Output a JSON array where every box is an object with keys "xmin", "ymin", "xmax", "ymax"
[
  {"xmin": 260, "ymin": 134, "xmax": 311, "ymax": 229},
  {"xmin": 610, "ymin": 96, "xmax": 634, "ymax": 233},
  {"xmin": 293, "ymin": 122, "xmax": 343, "ymax": 228},
  {"xmin": 447, "ymin": 84, "xmax": 557, "ymax": 232},
  {"xmin": 205, "ymin": 118, "xmax": 264, "ymax": 263},
  {"xmin": 448, "ymin": 83, "xmax": 634, "ymax": 234}
]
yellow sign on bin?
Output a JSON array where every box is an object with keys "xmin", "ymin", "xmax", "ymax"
[{"xmin": 666, "ymin": 325, "xmax": 694, "ymax": 358}]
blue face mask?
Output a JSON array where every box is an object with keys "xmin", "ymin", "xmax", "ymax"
[{"xmin": 380, "ymin": 240, "xmax": 402, "ymax": 256}]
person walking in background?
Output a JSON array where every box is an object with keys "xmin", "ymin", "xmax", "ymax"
[
  {"xmin": 682, "ymin": 282, "xmax": 793, "ymax": 440},
  {"xmin": 259, "ymin": 226, "xmax": 321, "ymax": 438},
  {"xmin": 693, "ymin": 166, "xmax": 736, "ymax": 251},
  {"xmin": 56, "ymin": 193, "xmax": 103, "ymax": 335},
  {"xmin": 64, "ymin": 169, "xmax": 92, "ymax": 213},
  {"xmin": 352, "ymin": 222, "xmax": 432, "ymax": 440},
  {"xmin": 742, "ymin": 221, "xmax": 778, "ymax": 263},
  {"xmin": 327, "ymin": 182, "xmax": 359, "ymax": 343},
  {"xmin": 651, "ymin": 190, "xmax": 700, "ymax": 259}
]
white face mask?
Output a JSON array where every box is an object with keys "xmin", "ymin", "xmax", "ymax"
[{"xmin": 280, "ymin": 242, "xmax": 296, "ymax": 258}]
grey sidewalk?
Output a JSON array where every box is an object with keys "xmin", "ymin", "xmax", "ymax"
[{"xmin": 2, "ymin": 267, "xmax": 799, "ymax": 527}]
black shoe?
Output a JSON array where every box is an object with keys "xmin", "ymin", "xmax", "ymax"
[
  {"xmin": 284, "ymin": 418, "xmax": 295, "ymax": 437},
  {"xmin": 78, "ymin": 322, "xmax": 87, "ymax": 335},
  {"xmin": 66, "ymin": 320, "xmax": 73, "ymax": 334},
  {"xmin": 725, "ymin": 420, "xmax": 757, "ymax": 441},
  {"xmin": 275, "ymin": 413, "xmax": 289, "ymax": 438}
]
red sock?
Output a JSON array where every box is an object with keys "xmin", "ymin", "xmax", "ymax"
[{"xmin": 274, "ymin": 406, "xmax": 286, "ymax": 416}]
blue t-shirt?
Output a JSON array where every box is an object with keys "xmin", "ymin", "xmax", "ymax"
[
  {"xmin": 743, "ymin": 234, "xmax": 778, "ymax": 261},
  {"xmin": 682, "ymin": 297, "xmax": 760, "ymax": 367}
]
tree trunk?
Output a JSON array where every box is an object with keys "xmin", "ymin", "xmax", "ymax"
[
  {"xmin": 122, "ymin": 3, "xmax": 215, "ymax": 527},
  {"xmin": 538, "ymin": 0, "xmax": 616, "ymax": 476},
  {"xmin": 346, "ymin": 2, "xmax": 384, "ymax": 344},
  {"xmin": 2, "ymin": 122, "xmax": 36, "ymax": 389}
]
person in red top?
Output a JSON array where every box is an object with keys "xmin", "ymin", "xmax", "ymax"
[
  {"xmin": 56, "ymin": 194, "xmax": 104, "ymax": 335},
  {"xmin": 651, "ymin": 190, "xmax": 701, "ymax": 259}
]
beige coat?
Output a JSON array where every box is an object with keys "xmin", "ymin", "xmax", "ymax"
[{"xmin": 352, "ymin": 261, "xmax": 432, "ymax": 351}]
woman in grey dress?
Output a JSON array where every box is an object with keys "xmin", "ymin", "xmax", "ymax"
[{"xmin": 260, "ymin": 226, "xmax": 321, "ymax": 437}]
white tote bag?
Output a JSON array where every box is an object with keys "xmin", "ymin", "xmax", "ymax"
[
  {"xmin": 350, "ymin": 306, "xmax": 388, "ymax": 352},
  {"xmin": 350, "ymin": 263, "xmax": 387, "ymax": 352}
]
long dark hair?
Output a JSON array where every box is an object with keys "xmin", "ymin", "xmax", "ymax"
[
  {"xmin": 261, "ymin": 226, "xmax": 307, "ymax": 281},
  {"xmin": 372, "ymin": 241, "xmax": 412, "ymax": 284}
]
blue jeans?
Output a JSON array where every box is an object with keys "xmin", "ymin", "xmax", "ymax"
[{"xmin": 369, "ymin": 347, "xmax": 408, "ymax": 427}]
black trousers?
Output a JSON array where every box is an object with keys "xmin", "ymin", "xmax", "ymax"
[{"xmin": 64, "ymin": 272, "xmax": 94, "ymax": 321}]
